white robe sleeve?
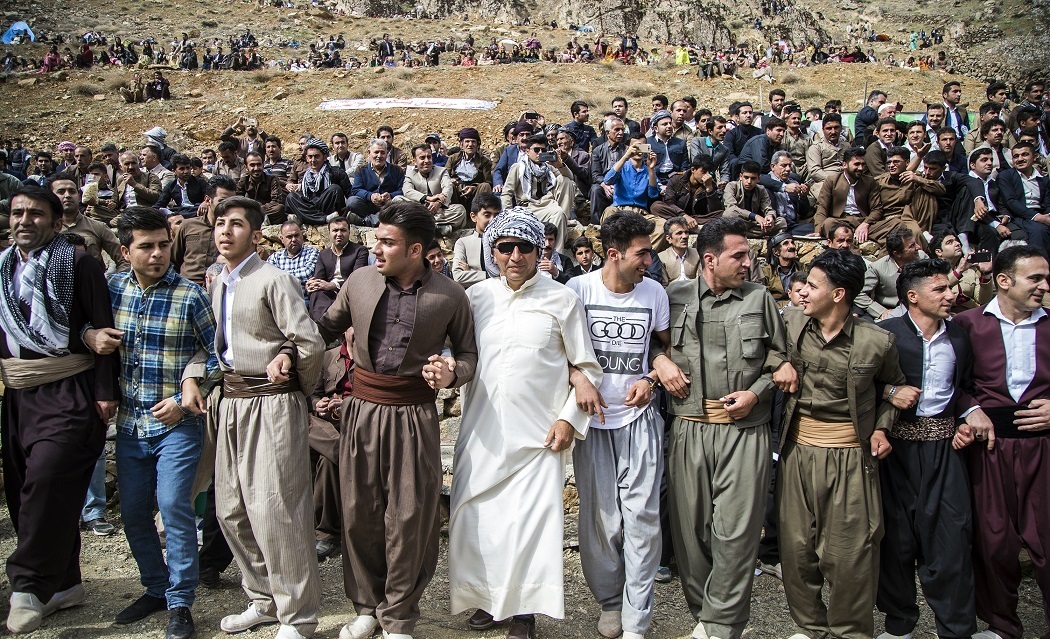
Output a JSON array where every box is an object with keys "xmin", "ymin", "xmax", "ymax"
[{"xmin": 556, "ymin": 293, "xmax": 603, "ymax": 439}]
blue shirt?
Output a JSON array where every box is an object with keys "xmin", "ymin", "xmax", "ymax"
[
  {"xmin": 604, "ymin": 161, "xmax": 660, "ymax": 209},
  {"xmin": 109, "ymin": 267, "xmax": 220, "ymax": 438}
]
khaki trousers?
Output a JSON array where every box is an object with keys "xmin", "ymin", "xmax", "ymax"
[
  {"xmin": 667, "ymin": 418, "xmax": 771, "ymax": 639},
  {"xmin": 216, "ymin": 392, "xmax": 321, "ymax": 635},
  {"xmin": 776, "ymin": 442, "xmax": 882, "ymax": 639}
]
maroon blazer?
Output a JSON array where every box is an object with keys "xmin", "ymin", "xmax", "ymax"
[{"xmin": 953, "ymin": 302, "xmax": 1050, "ymax": 409}]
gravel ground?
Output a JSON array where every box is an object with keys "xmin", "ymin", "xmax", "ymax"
[{"xmin": 0, "ymin": 507, "xmax": 1045, "ymax": 639}]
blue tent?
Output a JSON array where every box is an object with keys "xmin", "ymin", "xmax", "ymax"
[{"xmin": 2, "ymin": 22, "xmax": 36, "ymax": 44}]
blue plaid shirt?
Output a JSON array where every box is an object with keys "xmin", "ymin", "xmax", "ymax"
[
  {"xmin": 268, "ymin": 245, "xmax": 320, "ymax": 302},
  {"xmin": 109, "ymin": 266, "xmax": 220, "ymax": 438}
]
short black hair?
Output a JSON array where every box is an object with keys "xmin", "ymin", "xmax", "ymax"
[
  {"xmin": 206, "ymin": 174, "xmax": 238, "ymax": 197},
  {"xmin": 572, "ymin": 236, "xmax": 593, "ymax": 251},
  {"xmin": 896, "ymin": 258, "xmax": 950, "ymax": 307},
  {"xmin": 331, "ymin": 132, "xmax": 348, "ymax": 143},
  {"xmin": 695, "ymin": 217, "xmax": 748, "ymax": 259},
  {"xmin": 739, "ymin": 161, "xmax": 761, "ymax": 176},
  {"xmin": 652, "ymin": 94, "xmax": 668, "ymax": 107},
  {"xmin": 527, "ymin": 134, "xmax": 548, "ymax": 148},
  {"xmin": 886, "ymin": 227, "xmax": 914, "ymax": 256},
  {"xmin": 923, "ymin": 150, "xmax": 948, "ymax": 166},
  {"xmin": 823, "ymin": 112, "xmax": 842, "ymax": 125},
  {"xmin": 378, "ymin": 200, "xmax": 436, "ymax": 252},
  {"xmin": 843, "ymin": 147, "xmax": 866, "ymax": 163},
  {"xmin": 986, "ymin": 81, "xmax": 1007, "ymax": 99},
  {"xmin": 925, "ymin": 102, "xmax": 945, "ymax": 113},
  {"xmin": 170, "ymin": 153, "xmax": 191, "ymax": 167},
  {"xmin": 994, "ymin": 244, "xmax": 1049, "ymax": 281},
  {"xmin": 543, "ymin": 222, "xmax": 558, "ymax": 237},
  {"xmin": 979, "ymin": 101, "xmax": 1002, "ymax": 118},
  {"xmin": 245, "ymin": 151, "xmax": 264, "ymax": 163},
  {"xmin": 875, "ymin": 116, "xmax": 898, "ymax": 132},
  {"xmin": 117, "ymin": 206, "xmax": 170, "ymax": 247},
  {"xmin": 376, "ymin": 125, "xmax": 394, "ymax": 137},
  {"xmin": 690, "ymin": 154, "xmax": 715, "ymax": 172},
  {"xmin": 886, "ymin": 146, "xmax": 910, "ymax": 161},
  {"xmin": 942, "ymin": 81, "xmax": 961, "ymax": 94},
  {"xmin": 46, "ymin": 171, "xmax": 79, "ymax": 191},
  {"xmin": 769, "ymin": 88, "xmax": 786, "ymax": 100},
  {"xmin": 10, "ymin": 185, "xmax": 62, "ymax": 221},
  {"xmin": 471, "ymin": 194, "xmax": 501, "ymax": 214},
  {"xmin": 828, "ymin": 220, "xmax": 854, "ymax": 239},
  {"xmin": 810, "ymin": 249, "xmax": 866, "ymax": 304},
  {"xmin": 764, "ymin": 117, "xmax": 786, "ymax": 131},
  {"xmin": 786, "ymin": 271, "xmax": 808, "ymax": 289},
  {"xmin": 266, "ymin": 135, "xmax": 282, "ymax": 148},
  {"xmin": 570, "ymin": 100, "xmax": 589, "ymax": 116},
  {"xmin": 928, "ymin": 230, "xmax": 955, "ymax": 253},
  {"xmin": 600, "ymin": 211, "xmax": 654, "ymax": 255},
  {"xmin": 411, "ymin": 143, "xmax": 431, "ymax": 158},
  {"xmin": 216, "ymin": 141, "xmax": 237, "ymax": 154},
  {"xmin": 214, "ymin": 195, "xmax": 264, "ymax": 230}
]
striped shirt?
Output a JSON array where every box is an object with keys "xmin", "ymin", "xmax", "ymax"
[{"xmin": 109, "ymin": 266, "xmax": 220, "ymax": 438}]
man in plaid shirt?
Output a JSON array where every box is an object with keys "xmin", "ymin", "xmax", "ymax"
[
  {"xmin": 268, "ymin": 219, "xmax": 320, "ymax": 304},
  {"xmin": 84, "ymin": 206, "xmax": 220, "ymax": 639}
]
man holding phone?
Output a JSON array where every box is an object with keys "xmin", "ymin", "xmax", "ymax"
[
  {"xmin": 599, "ymin": 134, "xmax": 664, "ymax": 249},
  {"xmin": 500, "ymin": 134, "xmax": 575, "ymax": 250}
]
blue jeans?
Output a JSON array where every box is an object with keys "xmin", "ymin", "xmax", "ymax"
[
  {"xmin": 116, "ymin": 424, "xmax": 203, "ymax": 609},
  {"xmin": 81, "ymin": 453, "xmax": 107, "ymax": 522}
]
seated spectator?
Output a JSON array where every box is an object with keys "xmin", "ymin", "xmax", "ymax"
[
  {"xmin": 425, "ymin": 240, "xmax": 452, "ymax": 278},
  {"xmin": 646, "ymin": 110, "xmax": 688, "ymax": 184},
  {"xmin": 111, "ymin": 151, "xmax": 162, "ymax": 213},
  {"xmin": 395, "ymin": 144, "xmax": 467, "ymax": 235},
  {"xmin": 761, "ymin": 150, "xmax": 814, "ymax": 235},
  {"xmin": 656, "ymin": 216, "xmax": 700, "ymax": 286},
  {"xmin": 779, "ymin": 104, "xmax": 812, "ymax": 178},
  {"xmin": 957, "ymin": 147, "xmax": 1032, "ymax": 255},
  {"xmin": 739, "ymin": 117, "xmax": 787, "ymax": 174},
  {"xmin": 855, "ymin": 227, "xmax": 926, "ymax": 319},
  {"xmin": 346, "ymin": 139, "xmax": 404, "ymax": 225},
  {"xmin": 155, "ymin": 153, "xmax": 208, "ymax": 218},
  {"xmin": 928, "ymin": 230, "xmax": 994, "ymax": 313},
  {"xmin": 328, "ymin": 132, "xmax": 363, "ymax": 175},
  {"xmin": 492, "ymin": 122, "xmax": 533, "ymax": 193},
  {"xmin": 500, "ymin": 133, "xmax": 574, "ymax": 248},
  {"xmin": 424, "ymin": 134, "xmax": 448, "ymax": 167},
  {"xmin": 453, "ymin": 194, "xmax": 500, "ymax": 288},
  {"xmin": 723, "ymin": 160, "xmax": 784, "ymax": 238},
  {"xmin": 991, "ymin": 141, "xmax": 1050, "ymax": 255},
  {"xmin": 935, "ymin": 127, "xmax": 968, "ymax": 174},
  {"xmin": 687, "ymin": 115, "xmax": 730, "ymax": 185},
  {"xmin": 446, "ymin": 128, "xmax": 493, "ymax": 213},
  {"xmin": 307, "ymin": 216, "xmax": 369, "ymax": 319},
  {"xmin": 875, "ymin": 146, "xmax": 943, "ymax": 239},
  {"xmin": 563, "ymin": 100, "xmax": 599, "ymax": 152},
  {"xmin": 559, "ymin": 236, "xmax": 601, "ymax": 282},
  {"xmin": 140, "ymin": 144, "xmax": 175, "ymax": 192},
  {"xmin": 865, "ymin": 117, "xmax": 901, "ymax": 177},
  {"xmin": 781, "ymin": 271, "xmax": 808, "ymax": 310},
  {"xmin": 267, "ymin": 219, "xmax": 320, "ymax": 301},
  {"xmin": 119, "ymin": 73, "xmax": 146, "ymax": 104},
  {"xmin": 288, "ymin": 138, "xmax": 355, "ymax": 226},
  {"xmin": 589, "ymin": 117, "xmax": 628, "ymax": 222},
  {"xmin": 236, "ymin": 151, "xmax": 287, "ymax": 225},
  {"xmin": 145, "ymin": 71, "xmax": 171, "ymax": 101},
  {"xmin": 651, "ymin": 154, "xmax": 724, "ymax": 228},
  {"xmin": 221, "ymin": 115, "xmax": 268, "ymax": 159},
  {"xmin": 264, "ymin": 136, "xmax": 293, "ymax": 180},
  {"xmin": 556, "ymin": 127, "xmax": 591, "ymax": 218},
  {"xmin": 537, "ymin": 222, "xmax": 573, "ymax": 279},
  {"xmin": 976, "ymin": 118, "xmax": 1013, "ymax": 176},
  {"xmin": 814, "ymin": 147, "xmax": 892, "ymax": 245},
  {"xmin": 80, "ymin": 162, "xmax": 117, "ymax": 223},
  {"xmin": 600, "ymin": 133, "xmax": 662, "ymax": 246},
  {"xmin": 761, "ymin": 231, "xmax": 803, "ymax": 306},
  {"xmin": 213, "ymin": 141, "xmax": 245, "ymax": 181},
  {"xmin": 725, "ymin": 101, "xmax": 761, "ymax": 177}
]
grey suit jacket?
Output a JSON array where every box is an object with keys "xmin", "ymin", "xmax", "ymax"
[
  {"xmin": 722, "ymin": 180, "xmax": 775, "ymax": 220},
  {"xmin": 453, "ymin": 233, "xmax": 488, "ymax": 288},
  {"xmin": 658, "ymin": 247, "xmax": 700, "ymax": 287}
]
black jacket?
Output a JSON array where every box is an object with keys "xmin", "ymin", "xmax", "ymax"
[{"xmin": 155, "ymin": 176, "xmax": 208, "ymax": 210}]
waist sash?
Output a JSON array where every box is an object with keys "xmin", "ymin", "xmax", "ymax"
[
  {"xmin": 0, "ymin": 353, "xmax": 94, "ymax": 389},
  {"xmin": 983, "ymin": 404, "xmax": 1047, "ymax": 439},
  {"xmin": 351, "ymin": 368, "xmax": 435, "ymax": 406},
  {"xmin": 679, "ymin": 399, "xmax": 734, "ymax": 425},
  {"xmin": 792, "ymin": 414, "xmax": 860, "ymax": 448},
  {"xmin": 891, "ymin": 416, "xmax": 956, "ymax": 441},
  {"xmin": 223, "ymin": 372, "xmax": 300, "ymax": 398}
]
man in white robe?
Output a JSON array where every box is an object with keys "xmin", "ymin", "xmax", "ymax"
[{"xmin": 446, "ymin": 207, "xmax": 602, "ymax": 639}]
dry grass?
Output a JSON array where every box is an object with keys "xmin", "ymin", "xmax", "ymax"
[
  {"xmin": 792, "ymin": 86, "xmax": 822, "ymax": 99},
  {"xmin": 73, "ymin": 82, "xmax": 104, "ymax": 97},
  {"xmin": 780, "ymin": 72, "xmax": 801, "ymax": 84}
]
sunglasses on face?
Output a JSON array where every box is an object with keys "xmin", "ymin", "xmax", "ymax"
[{"xmin": 495, "ymin": 241, "xmax": 537, "ymax": 255}]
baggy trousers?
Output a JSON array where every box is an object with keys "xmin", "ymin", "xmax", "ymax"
[
  {"xmin": 574, "ymin": 405, "xmax": 663, "ymax": 634},
  {"xmin": 340, "ymin": 397, "xmax": 441, "ymax": 635},
  {"xmin": 968, "ymin": 435, "xmax": 1050, "ymax": 639},
  {"xmin": 2, "ymin": 373, "xmax": 105, "ymax": 602},
  {"xmin": 777, "ymin": 442, "xmax": 882, "ymax": 639},
  {"xmin": 215, "ymin": 392, "xmax": 321, "ymax": 635},
  {"xmin": 668, "ymin": 417, "xmax": 770, "ymax": 639},
  {"xmin": 308, "ymin": 414, "xmax": 342, "ymax": 544},
  {"xmin": 877, "ymin": 437, "xmax": 975, "ymax": 639}
]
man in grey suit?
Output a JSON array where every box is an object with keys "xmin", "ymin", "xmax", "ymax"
[
  {"xmin": 589, "ymin": 118, "xmax": 628, "ymax": 223},
  {"xmin": 452, "ymin": 195, "xmax": 500, "ymax": 288}
]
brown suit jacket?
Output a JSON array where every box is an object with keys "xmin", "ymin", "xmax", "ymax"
[
  {"xmin": 237, "ymin": 172, "xmax": 286, "ymax": 220},
  {"xmin": 815, "ymin": 172, "xmax": 884, "ymax": 233},
  {"xmin": 114, "ymin": 170, "xmax": 162, "ymax": 208},
  {"xmin": 446, "ymin": 152, "xmax": 493, "ymax": 186}
]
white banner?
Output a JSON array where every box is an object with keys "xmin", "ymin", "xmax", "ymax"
[{"xmin": 317, "ymin": 97, "xmax": 498, "ymax": 111}]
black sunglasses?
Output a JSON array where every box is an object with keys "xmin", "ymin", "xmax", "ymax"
[{"xmin": 494, "ymin": 241, "xmax": 537, "ymax": 255}]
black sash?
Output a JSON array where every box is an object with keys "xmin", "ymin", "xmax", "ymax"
[{"xmin": 983, "ymin": 405, "xmax": 1047, "ymax": 439}]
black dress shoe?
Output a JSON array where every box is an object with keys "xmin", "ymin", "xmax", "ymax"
[
  {"xmin": 198, "ymin": 567, "xmax": 221, "ymax": 588},
  {"xmin": 166, "ymin": 606, "xmax": 195, "ymax": 639},
  {"xmin": 115, "ymin": 593, "xmax": 167, "ymax": 625},
  {"xmin": 507, "ymin": 616, "xmax": 535, "ymax": 639},
  {"xmin": 315, "ymin": 539, "xmax": 340, "ymax": 561},
  {"xmin": 468, "ymin": 609, "xmax": 495, "ymax": 630}
]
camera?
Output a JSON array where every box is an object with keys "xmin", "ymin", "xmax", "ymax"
[{"xmin": 538, "ymin": 151, "xmax": 558, "ymax": 163}]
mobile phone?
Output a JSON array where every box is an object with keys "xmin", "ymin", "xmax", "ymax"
[
  {"xmin": 970, "ymin": 250, "xmax": 992, "ymax": 263},
  {"xmin": 524, "ymin": 111, "xmax": 539, "ymax": 120},
  {"xmin": 538, "ymin": 151, "xmax": 557, "ymax": 163},
  {"xmin": 636, "ymin": 143, "xmax": 652, "ymax": 154},
  {"xmin": 244, "ymin": 117, "xmax": 257, "ymax": 127}
]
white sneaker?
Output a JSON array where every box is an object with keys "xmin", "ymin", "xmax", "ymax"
[
  {"xmin": 382, "ymin": 632, "xmax": 412, "ymax": 639},
  {"xmin": 691, "ymin": 621, "xmax": 709, "ymax": 639},
  {"xmin": 340, "ymin": 615, "xmax": 379, "ymax": 639},
  {"xmin": 598, "ymin": 610, "xmax": 622, "ymax": 638},
  {"xmin": 876, "ymin": 633, "xmax": 911, "ymax": 639},
  {"xmin": 277, "ymin": 625, "xmax": 310, "ymax": 639},
  {"xmin": 786, "ymin": 634, "xmax": 811, "ymax": 639},
  {"xmin": 757, "ymin": 562, "xmax": 783, "ymax": 580},
  {"xmin": 42, "ymin": 583, "xmax": 86, "ymax": 616},
  {"xmin": 973, "ymin": 632, "xmax": 1005, "ymax": 639},
  {"xmin": 7, "ymin": 592, "xmax": 44, "ymax": 634},
  {"xmin": 623, "ymin": 633, "xmax": 645, "ymax": 639},
  {"xmin": 220, "ymin": 603, "xmax": 279, "ymax": 633}
]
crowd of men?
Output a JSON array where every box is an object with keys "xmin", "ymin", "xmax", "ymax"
[{"xmin": 0, "ymin": 79, "xmax": 1048, "ymax": 639}]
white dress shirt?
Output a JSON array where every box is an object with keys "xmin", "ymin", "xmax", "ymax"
[
  {"xmin": 913, "ymin": 319, "xmax": 955, "ymax": 416},
  {"xmin": 985, "ymin": 296, "xmax": 1046, "ymax": 402},
  {"xmin": 219, "ymin": 256, "xmax": 251, "ymax": 368}
]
